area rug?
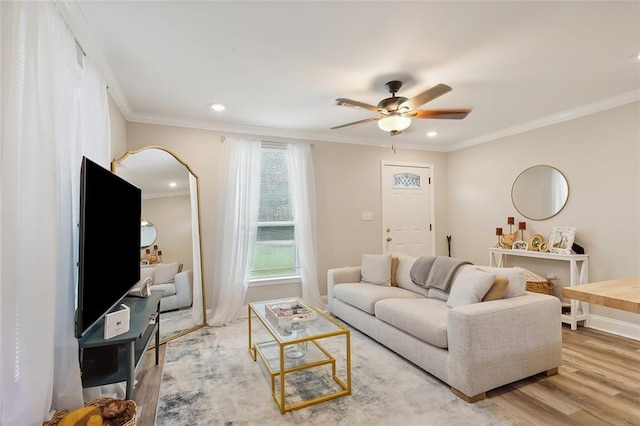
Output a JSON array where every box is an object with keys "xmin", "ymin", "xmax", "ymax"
[
  {"xmin": 156, "ymin": 318, "xmax": 513, "ymax": 425},
  {"xmin": 159, "ymin": 308, "xmax": 197, "ymax": 341}
]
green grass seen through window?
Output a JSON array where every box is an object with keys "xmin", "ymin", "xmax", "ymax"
[{"xmin": 251, "ymin": 244, "xmax": 297, "ymax": 277}]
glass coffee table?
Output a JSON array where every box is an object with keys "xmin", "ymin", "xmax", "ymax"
[{"xmin": 248, "ymin": 297, "xmax": 351, "ymax": 413}]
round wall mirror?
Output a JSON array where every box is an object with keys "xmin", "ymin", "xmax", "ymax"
[
  {"xmin": 140, "ymin": 219, "xmax": 157, "ymax": 248},
  {"xmin": 511, "ymin": 165, "xmax": 569, "ymax": 220}
]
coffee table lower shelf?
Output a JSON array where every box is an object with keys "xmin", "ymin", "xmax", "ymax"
[{"xmin": 252, "ymin": 340, "xmax": 350, "ymax": 413}]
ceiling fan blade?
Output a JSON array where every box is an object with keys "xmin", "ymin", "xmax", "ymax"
[
  {"xmin": 399, "ymin": 84, "xmax": 452, "ymax": 111},
  {"xmin": 407, "ymin": 109, "xmax": 471, "ymax": 120},
  {"xmin": 331, "ymin": 116, "xmax": 381, "ymax": 130},
  {"xmin": 335, "ymin": 98, "xmax": 383, "ymax": 113}
]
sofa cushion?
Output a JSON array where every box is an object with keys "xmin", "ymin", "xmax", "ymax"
[
  {"xmin": 360, "ymin": 254, "xmax": 392, "ymax": 286},
  {"xmin": 476, "ymin": 266, "xmax": 527, "ymax": 298},
  {"xmin": 375, "ymin": 298, "xmax": 450, "ymax": 349},
  {"xmin": 394, "ymin": 253, "xmax": 428, "ymax": 297},
  {"xmin": 153, "ymin": 283, "xmax": 177, "ymax": 297},
  {"xmin": 333, "ymin": 283, "xmax": 422, "ymax": 314},
  {"xmin": 428, "ymin": 288, "xmax": 449, "ymax": 302},
  {"xmin": 482, "ymin": 275, "xmax": 509, "ymax": 301},
  {"xmin": 154, "ymin": 262, "xmax": 180, "ymax": 285},
  {"xmin": 447, "ymin": 267, "xmax": 496, "ymax": 308}
]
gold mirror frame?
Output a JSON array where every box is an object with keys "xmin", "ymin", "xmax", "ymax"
[
  {"xmin": 112, "ymin": 146, "xmax": 207, "ymax": 345},
  {"xmin": 511, "ymin": 165, "xmax": 569, "ymax": 221}
]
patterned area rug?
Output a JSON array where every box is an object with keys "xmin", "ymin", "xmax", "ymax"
[
  {"xmin": 156, "ymin": 318, "xmax": 513, "ymax": 425},
  {"xmin": 159, "ymin": 308, "xmax": 197, "ymax": 341}
]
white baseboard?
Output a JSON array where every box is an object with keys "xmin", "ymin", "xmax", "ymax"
[{"xmin": 586, "ymin": 314, "xmax": 640, "ymax": 341}]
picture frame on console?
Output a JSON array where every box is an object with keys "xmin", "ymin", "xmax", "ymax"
[
  {"xmin": 512, "ymin": 240, "xmax": 528, "ymax": 251},
  {"xmin": 549, "ymin": 227, "xmax": 575, "ymax": 254}
]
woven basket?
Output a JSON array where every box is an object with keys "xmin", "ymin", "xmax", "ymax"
[
  {"xmin": 526, "ymin": 280, "xmax": 553, "ymax": 295},
  {"xmin": 44, "ymin": 397, "xmax": 136, "ymax": 426},
  {"xmin": 516, "ymin": 267, "xmax": 553, "ymax": 295}
]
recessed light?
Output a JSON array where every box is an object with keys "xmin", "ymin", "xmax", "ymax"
[
  {"xmin": 169, "ymin": 182, "xmax": 177, "ymax": 188},
  {"xmin": 426, "ymin": 131, "xmax": 438, "ymax": 138},
  {"xmin": 211, "ymin": 103, "xmax": 225, "ymax": 111}
]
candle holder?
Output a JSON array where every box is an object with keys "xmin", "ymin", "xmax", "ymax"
[
  {"xmin": 494, "ymin": 227, "xmax": 504, "ymax": 248},
  {"xmin": 518, "ymin": 222, "xmax": 526, "ymax": 241},
  {"xmin": 507, "ymin": 217, "xmax": 514, "ymax": 234}
]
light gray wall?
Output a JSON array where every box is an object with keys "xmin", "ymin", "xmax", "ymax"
[
  {"xmin": 118, "ymin": 123, "xmax": 449, "ymax": 306},
  {"xmin": 110, "ymin": 101, "xmax": 639, "ymax": 337},
  {"xmin": 141, "ymin": 194, "xmax": 193, "ymax": 271},
  {"xmin": 448, "ymin": 102, "xmax": 639, "ymax": 333},
  {"xmin": 108, "ymin": 95, "xmax": 127, "ymax": 160}
]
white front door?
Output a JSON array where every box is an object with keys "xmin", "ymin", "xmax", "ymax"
[{"xmin": 381, "ymin": 162, "xmax": 434, "ymax": 257}]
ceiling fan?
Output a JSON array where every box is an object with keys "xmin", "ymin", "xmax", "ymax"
[{"xmin": 331, "ymin": 80, "xmax": 471, "ymax": 135}]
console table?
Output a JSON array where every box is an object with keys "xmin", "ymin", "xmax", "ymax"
[
  {"xmin": 489, "ymin": 248, "xmax": 589, "ymax": 330},
  {"xmin": 78, "ymin": 290, "xmax": 162, "ymax": 399}
]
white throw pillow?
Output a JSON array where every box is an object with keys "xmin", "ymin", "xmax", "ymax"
[
  {"xmin": 360, "ymin": 254, "xmax": 392, "ymax": 286},
  {"xmin": 153, "ymin": 262, "xmax": 180, "ymax": 285},
  {"xmin": 135, "ymin": 267, "xmax": 155, "ymax": 287},
  {"xmin": 394, "ymin": 253, "xmax": 418, "ymax": 289},
  {"xmin": 476, "ymin": 266, "xmax": 526, "ymax": 298},
  {"xmin": 447, "ymin": 268, "xmax": 496, "ymax": 308}
]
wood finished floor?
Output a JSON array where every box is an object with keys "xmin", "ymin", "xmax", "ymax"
[{"xmin": 133, "ymin": 326, "xmax": 640, "ymax": 425}]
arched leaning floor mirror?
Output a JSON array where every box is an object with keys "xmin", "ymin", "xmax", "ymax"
[{"xmin": 112, "ymin": 146, "xmax": 206, "ymax": 344}]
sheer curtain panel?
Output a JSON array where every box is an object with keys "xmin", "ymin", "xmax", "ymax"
[
  {"xmin": 1, "ymin": 2, "xmax": 110, "ymax": 423},
  {"xmin": 209, "ymin": 139, "xmax": 262, "ymax": 326},
  {"xmin": 288, "ymin": 144, "xmax": 324, "ymax": 308}
]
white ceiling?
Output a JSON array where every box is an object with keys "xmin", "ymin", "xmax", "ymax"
[{"xmin": 67, "ymin": 1, "xmax": 640, "ymax": 152}]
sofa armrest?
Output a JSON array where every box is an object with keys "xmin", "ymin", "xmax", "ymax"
[
  {"xmin": 174, "ymin": 270, "xmax": 193, "ymax": 308},
  {"xmin": 327, "ymin": 266, "xmax": 362, "ymax": 313},
  {"xmin": 446, "ymin": 293, "xmax": 561, "ymax": 398}
]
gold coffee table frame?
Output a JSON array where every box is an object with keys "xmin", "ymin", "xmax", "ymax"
[{"xmin": 248, "ymin": 298, "xmax": 351, "ymax": 413}]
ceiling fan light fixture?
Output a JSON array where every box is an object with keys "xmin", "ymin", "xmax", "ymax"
[{"xmin": 378, "ymin": 115, "xmax": 411, "ymax": 133}]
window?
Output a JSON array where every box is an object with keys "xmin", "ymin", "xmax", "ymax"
[{"xmin": 250, "ymin": 144, "xmax": 299, "ymax": 278}]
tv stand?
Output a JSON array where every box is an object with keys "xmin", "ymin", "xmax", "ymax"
[{"xmin": 78, "ymin": 290, "xmax": 162, "ymax": 399}]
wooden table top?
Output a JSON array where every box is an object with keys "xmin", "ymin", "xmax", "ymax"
[{"xmin": 562, "ymin": 276, "xmax": 640, "ymax": 314}]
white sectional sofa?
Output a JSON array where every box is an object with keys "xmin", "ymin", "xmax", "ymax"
[
  {"xmin": 140, "ymin": 262, "xmax": 193, "ymax": 312},
  {"xmin": 327, "ymin": 253, "xmax": 562, "ymax": 402}
]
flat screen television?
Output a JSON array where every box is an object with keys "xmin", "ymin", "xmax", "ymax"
[{"xmin": 76, "ymin": 156, "xmax": 142, "ymax": 338}]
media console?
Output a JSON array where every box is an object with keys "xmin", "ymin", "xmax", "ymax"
[{"xmin": 78, "ymin": 290, "xmax": 162, "ymax": 399}]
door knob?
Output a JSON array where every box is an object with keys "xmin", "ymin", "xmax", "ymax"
[{"xmin": 386, "ymin": 237, "xmax": 392, "ymax": 242}]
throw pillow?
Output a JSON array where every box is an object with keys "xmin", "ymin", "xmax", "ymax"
[
  {"xmin": 476, "ymin": 266, "xmax": 526, "ymax": 298},
  {"xmin": 360, "ymin": 254, "xmax": 392, "ymax": 286},
  {"xmin": 390, "ymin": 256, "xmax": 399, "ymax": 286},
  {"xmin": 153, "ymin": 262, "xmax": 180, "ymax": 285},
  {"xmin": 394, "ymin": 253, "xmax": 417, "ymax": 288},
  {"xmin": 447, "ymin": 268, "xmax": 496, "ymax": 308},
  {"xmin": 482, "ymin": 275, "xmax": 509, "ymax": 301},
  {"xmin": 136, "ymin": 266, "xmax": 155, "ymax": 287}
]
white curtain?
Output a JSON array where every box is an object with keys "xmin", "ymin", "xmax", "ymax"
[
  {"xmin": 189, "ymin": 172, "xmax": 204, "ymax": 324},
  {"xmin": 1, "ymin": 2, "xmax": 109, "ymax": 423},
  {"xmin": 208, "ymin": 138, "xmax": 262, "ymax": 326},
  {"xmin": 288, "ymin": 144, "xmax": 324, "ymax": 308}
]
